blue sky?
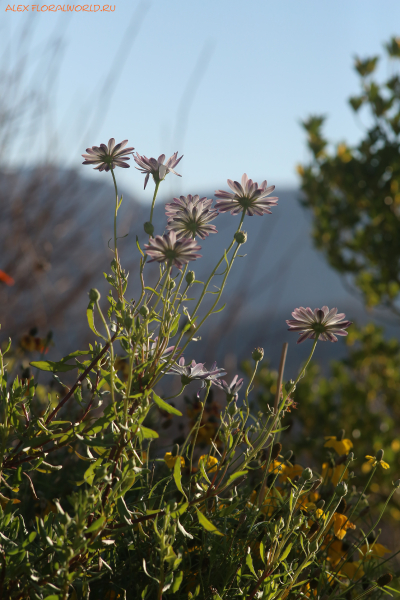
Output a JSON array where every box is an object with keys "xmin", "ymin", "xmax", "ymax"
[{"xmin": 3, "ymin": 0, "xmax": 400, "ymax": 203}]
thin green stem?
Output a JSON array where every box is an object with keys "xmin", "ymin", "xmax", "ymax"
[{"xmin": 149, "ymin": 181, "xmax": 160, "ymax": 228}]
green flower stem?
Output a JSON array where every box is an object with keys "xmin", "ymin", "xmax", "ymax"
[
  {"xmin": 149, "ymin": 181, "xmax": 160, "ymax": 229},
  {"xmin": 95, "ymin": 298, "xmax": 116, "ymax": 410},
  {"xmin": 110, "ymin": 168, "xmax": 125, "ymax": 304},
  {"xmin": 280, "ymin": 337, "xmax": 319, "ymax": 408},
  {"xmin": 189, "ymin": 381, "xmax": 212, "ymax": 496}
]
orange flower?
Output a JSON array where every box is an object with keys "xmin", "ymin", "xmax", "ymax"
[
  {"xmin": 324, "ymin": 436, "xmax": 353, "ymax": 456},
  {"xmin": 0, "ymin": 269, "xmax": 15, "ymax": 286},
  {"xmin": 164, "ymin": 452, "xmax": 185, "ymax": 469}
]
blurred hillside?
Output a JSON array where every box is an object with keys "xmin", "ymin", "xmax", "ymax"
[{"xmin": 2, "ymin": 166, "xmax": 399, "ymax": 376}]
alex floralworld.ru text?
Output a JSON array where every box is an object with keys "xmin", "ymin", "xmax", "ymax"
[{"xmin": 5, "ymin": 4, "xmax": 115, "ymax": 11}]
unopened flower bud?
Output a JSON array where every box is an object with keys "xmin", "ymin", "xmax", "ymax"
[
  {"xmin": 337, "ymin": 429, "xmax": 345, "ymax": 441},
  {"xmin": 227, "ymin": 401, "xmax": 238, "ymax": 416},
  {"xmin": 252, "ymin": 347, "xmax": 264, "ymax": 361},
  {"xmin": 347, "ymin": 452, "xmax": 354, "ymax": 462},
  {"xmin": 89, "ymin": 288, "xmax": 101, "ymax": 302},
  {"xmin": 139, "ymin": 305, "xmax": 150, "ymax": 318},
  {"xmin": 300, "ymin": 468, "xmax": 313, "ymax": 482},
  {"xmin": 124, "ymin": 315, "xmax": 134, "ymax": 330},
  {"xmin": 310, "ymin": 479, "xmax": 322, "ymax": 493},
  {"xmin": 271, "ymin": 443, "xmax": 282, "ymax": 461},
  {"xmin": 309, "ymin": 540, "xmax": 319, "ymax": 553},
  {"xmin": 376, "ymin": 449, "xmax": 384, "ymax": 462},
  {"xmin": 143, "ymin": 221, "xmax": 154, "ymax": 236},
  {"xmin": 185, "ymin": 270, "xmax": 195, "ymax": 285},
  {"xmin": 377, "ymin": 573, "xmax": 393, "ymax": 587},
  {"xmin": 234, "ymin": 231, "xmax": 247, "ymax": 244},
  {"xmin": 168, "ymin": 280, "xmax": 176, "ymax": 291},
  {"xmin": 394, "ymin": 479, "xmax": 400, "ymax": 488},
  {"xmin": 285, "ymin": 380, "xmax": 295, "ymax": 393},
  {"xmin": 335, "ymin": 482, "xmax": 348, "ymax": 497}
]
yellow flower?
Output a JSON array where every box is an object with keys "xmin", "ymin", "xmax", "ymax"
[
  {"xmin": 324, "ymin": 436, "xmax": 353, "ymax": 456},
  {"xmin": 328, "ymin": 513, "xmax": 356, "ymax": 540},
  {"xmin": 198, "ymin": 455, "xmax": 218, "ymax": 473},
  {"xmin": 321, "ymin": 463, "xmax": 348, "ymax": 486},
  {"xmin": 365, "ymin": 455, "xmax": 390, "ymax": 469},
  {"xmin": 248, "ymin": 488, "xmax": 280, "ymax": 516},
  {"xmin": 280, "ymin": 464, "xmax": 303, "ymax": 482},
  {"xmin": 164, "ymin": 452, "xmax": 185, "ymax": 469},
  {"xmin": 359, "ymin": 542, "xmax": 391, "ymax": 559},
  {"xmin": 265, "ymin": 459, "xmax": 283, "ymax": 473},
  {"xmin": 340, "ymin": 561, "xmax": 364, "ymax": 580}
]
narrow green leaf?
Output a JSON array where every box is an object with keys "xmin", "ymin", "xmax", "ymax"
[
  {"xmin": 86, "ymin": 300, "xmax": 102, "ymax": 338},
  {"xmin": 86, "ymin": 515, "xmax": 106, "ymax": 533},
  {"xmin": 280, "ymin": 542, "xmax": 293, "ymax": 562},
  {"xmin": 173, "ymin": 457, "xmax": 187, "ymax": 500},
  {"xmin": 226, "ymin": 470, "xmax": 248, "ymax": 485},
  {"xmin": 153, "ymin": 391, "xmax": 182, "ymax": 416},
  {"xmin": 136, "ymin": 235, "xmax": 144, "ymax": 257},
  {"xmin": 30, "ymin": 360, "xmax": 76, "ymax": 373},
  {"xmin": 170, "ymin": 502, "xmax": 189, "ymax": 518},
  {"xmin": 195, "ymin": 507, "xmax": 223, "ymax": 536},
  {"xmin": 138, "ymin": 426, "xmax": 159, "ymax": 440},
  {"xmin": 172, "ymin": 571, "xmax": 184, "ymax": 593},
  {"xmin": 246, "ymin": 551, "xmax": 257, "ymax": 577},
  {"xmin": 210, "ymin": 303, "xmax": 226, "ymax": 315}
]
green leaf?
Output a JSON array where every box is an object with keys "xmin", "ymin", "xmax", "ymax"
[
  {"xmin": 173, "ymin": 456, "xmax": 187, "ymax": 500},
  {"xmin": 195, "ymin": 507, "xmax": 223, "ymax": 536},
  {"xmin": 86, "ymin": 515, "xmax": 106, "ymax": 533},
  {"xmin": 153, "ymin": 391, "xmax": 182, "ymax": 416},
  {"xmin": 246, "ymin": 550, "xmax": 257, "ymax": 577},
  {"xmin": 280, "ymin": 542, "xmax": 293, "ymax": 562},
  {"xmin": 138, "ymin": 426, "xmax": 159, "ymax": 441},
  {"xmin": 172, "ymin": 571, "xmax": 184, "ymax": 593},
  {"xmin": 86, "ymin": 300, "xmax": 102, "ymax": 338},
  {"xmin": 83, "ymin": 458, "xmax": 103, "ymax": 485},
  {"xmin": 43, "ymin": 596, "xmax": 60, "ymax": 600},
  {"xmin": 210, "ymin": 303, "xmax": 226, "ymax": 315},
  {"xmin": 226, "ymin": 470, "xmax": 248, "ymax": 485},
  {"xmin": 136, "ymin": 235, "xmax": 144, "ymax": 257},
  {"xmin": 170, "ymin": 502, "xmax": 189, "ymax": 518},
  {"xmin": 30, "ymin": 360, "xmax": 76, "ymax": 373}
]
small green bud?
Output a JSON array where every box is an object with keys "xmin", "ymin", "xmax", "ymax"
[
  {"xmin": 185, "ymin": 270, "xmax": 195, "ymax": 285},
  {"xmin": 376, "ymin": 449, "xmax": 384, "ymax": 462},
  {"xmin": 168, "ymin": 280, "xmax": 176, "ymax": 291},
  {"xmin": 234, "ymin": 230, "xmax": 247, "ymax": 244},
  {"xmin": 309, "ymin": 539, "xmax": 319, "ymax": 553},
  {"xmin": 377, "ymin": 573, "xmax": 393, "ymax": 587},
  {"xmin": 337, "ymin": 429, "xmax": 345, "ymax": 441},
  {"xmin": 139, "ymin": 305, "xmax": 150, "ymax": 318},
  {"xmin": 227, "ymin": 401, "xmax": 238, "ymax": 417},
  {"xmin": 124, "ymin": 315, "xmax": 134, "ymax": 330},
  {"xmin": 89, "ymin": 288, "xmax": 101, "ymax": 302},
  {"xmin": 143, "ymin": 221, "xmax": 154, "ymax": 236},
  {"xmin": 335, "ymin": 482, "xmax": 348, "ymax": 497},
  {"xmin": 347, "ymin": 452, "xmax": 354, "ymax": 462},
  {"xmin": 285, "ymin": 379, "xmax": 295, "ymax": 393},
  {"xmin": 394, "ymin": 479, "xmax": 400, "ymax": 488},
  {"xmin": 115, "ymin": 301, "xmax": 123, "ymax": 311},
  {"xmin": 252, "ymin": 347, "xmax": 264, "ymax": 361},
  {"xmin": 300, "ymin": 467, "xmax": 313, "ymax": 481}
]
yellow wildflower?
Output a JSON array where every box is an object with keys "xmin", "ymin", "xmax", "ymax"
[
  {"xmin": 280, "ymin": 464, "xmax": 303, "ymax": 482},
  {"xmin": 321, "ymin": 463, "xmax": 348, "ymax": 486},
  {"xmin": 324, "ymin": 436, "xmax": 353, "ymax": 456},
  {"xmin": 340, "ymin": 561, "xmax": 364, "ymax": 580},
  {"xmin": 365, "ymin": 455, "xmax": 390, "ymax": 469},
  {"xmin": 164, "ymin": 452, "xmax": 185, "ymax": 469},
  {"xmin": 328, "ymin": 513, "xmax": 356, "ymax": 540},
  {"xmin": 198, "ymin": 455, "xmax": 218, "ymax": 473},
  {"xmin": 359, "ymin": 542, "xmax": 390, "ymax": 559}
]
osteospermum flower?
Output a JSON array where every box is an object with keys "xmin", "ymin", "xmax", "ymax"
[
  {"xmin": 165, "ymin": 195, "xmax": 218, "ymax": 239},
  {"xmin": 167, "ymin": 357, "xmax": 226, "ymax": 396},
  {"xmin": 214, "ymin": 374, "xmax": 244, "ymax": 401},
  {"xmin": 82, "ymin": 138, "xmax": 134, "ymax": 172},
  {"xmin": 144, "ymin": 231, "xmax": 201, "ymax": 269},
  {"xmin": 286, "ymin": 306, "xmax": 352, "ymax": 344},
  {"xmin": 215, "ymin": 173, "xmax": 278, "ymax": 216},
  {"xmin": 134, "ymin": 151, "xmax": 183, "ymax": 189}
]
